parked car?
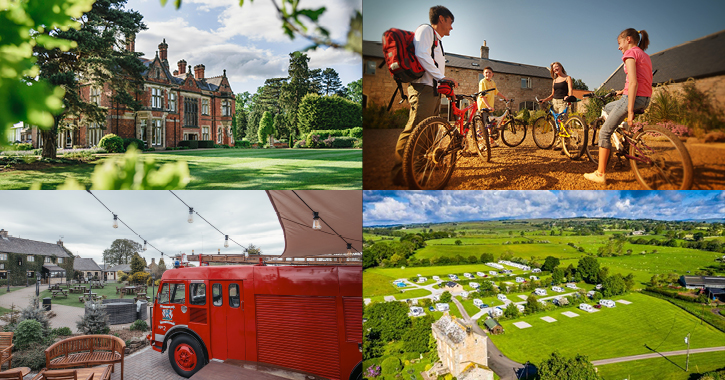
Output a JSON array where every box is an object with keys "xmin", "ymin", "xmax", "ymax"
[
  {"xmin": 594, "ymin": 304, "xmax": 602, "ymax": 309},
  {"xmin": 428, "ymin": 306, "xmax": 435, "ymax": 312}
]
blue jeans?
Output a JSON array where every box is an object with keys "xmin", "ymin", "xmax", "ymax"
[{"xmin": 599, "ymin": 95, "xmax": 650, "ymax": 149}]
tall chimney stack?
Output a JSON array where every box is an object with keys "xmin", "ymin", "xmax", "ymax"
[
  {"xmin": 0, "ymin": 229, "xmax": 7, "ymax": 238},
  {"xmin": 158, "ymin": 39, "xmax": 169, "ymax": 65},
  {"xmin": 194, "ymin": 64, "xmax": 205, "ymax": 80},
  {"xmin": 480, "ymin": 40, "xmax": 489, "ymax": 59},
  {"xmin": 177, "ymin": 60, "xmax": 187, "ymax": 75}
]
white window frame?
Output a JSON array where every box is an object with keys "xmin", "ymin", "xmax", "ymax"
[
  {"xmin": 202, "ymin": 126, "xmax": 209, "ymax": 141},
  {"xmin": 45, "ymin": 257, "xmax": 52, "ymax": 263},
  {"xmin": 152, "ymin": 88, "xmax": 163, "ymax": 109},
  {"xmin": 152, "ymin": 119, "xmax": 163, "ymax": 146},
  {"xmin": 90, "ymin": 87, "xmax": 101, "ymax": 105},
  {"xmin": 217, "ymin": 127, "xmax": 222, "ymax": 143},
  {"xmin": 88, "ymin": 122, "xmax": 103, "ymax": 147},
  {"xmin": 169, "ymin": 92, "xmax": 177, "ymax": 112},
  {"xmin": 521, "ymin": 77, "xmax": 532, "ymax": 89},
  {"xmin": 202, "ymin": 98, "xmax": 209, "ymax": 115},
  {"xmin": 27, "ymin": 255, "xmax": 35, "ymax": 262},
  {"xmin": 140, "ymin": 119, "xmax": 147, "ymax": 142},
  {"xmin": 57, "ymin": 257, "xmax": 64, "ymax": 264},
  {"xmin": 0, "ymin": 264, "xmax": 4, "ymax": 270},
  {"xmin": 0, "ymin": 254, "xmax": 7, "ymax": 261}
]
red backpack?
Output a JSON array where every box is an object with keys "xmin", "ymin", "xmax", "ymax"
[{"xmin": 379, "ymin": 25, "xmax": 441, "ymax": 111}]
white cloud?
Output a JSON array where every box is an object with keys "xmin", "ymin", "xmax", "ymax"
[
  {"xmin": 363, "ymin": 197, "xmax": 426, "ymax": 223},
  {"xmin": 307, "ymin": 46, "xmax": 361, "ymax": 68}
]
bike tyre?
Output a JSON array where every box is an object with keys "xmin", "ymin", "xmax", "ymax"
[
  {"xmin": 501, "ymin": 117, "xmax": 527, "ymax": 147},
  {"xmin": 532, "ymin": 116, "xmax": 556, "ymax": 149},
  {"xmin": 402, "ymin": 116, "xmax": 457, "ymax": 190},
  {"xmin": 585, "ymin": 119, "xmax": 603, "ymax": 164},
  {"xmin": 561, "ymin": 115, "xmax": 587, "ymax": 160},
  {"xmin": 629, "ymin": 125, "xmax": 694, "ymax": 190},
  {"xmin": 472, "ymin": 115, "xmax": 491, "ymax": 162}
]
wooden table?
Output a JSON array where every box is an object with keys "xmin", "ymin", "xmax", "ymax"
[
  {"xmin": 122, "ymin": 287, "xmax": 137, "ymax": 295},
  {"xmin": 1, "ymin": 366, "xmax": 30, "ymax": 379},
  {"xmin": 33, "ymin": 365, "xmax": 112, "ymax": 380},
  {"xmin": 51, "ymin": 289, "xmax": 68, "ymax": 298}
]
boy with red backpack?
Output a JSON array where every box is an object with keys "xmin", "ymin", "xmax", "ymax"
[{"xmin": 390, "ymin": 5, "xmax": 458, "ymax": 187}]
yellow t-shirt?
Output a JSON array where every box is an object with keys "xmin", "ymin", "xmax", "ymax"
[{"xmin": 477, "ymin": 78, "xmax": 499, "ymax": 111}]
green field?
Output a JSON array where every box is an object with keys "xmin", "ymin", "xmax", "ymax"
[
  {"xmin": 38, "ymin": 284, "xmax": 154, "ymax": 308},
  {"xmin": 596, "ymin": 350, "xmax": 725, "ymax": 380},
  {"xmin": 0, "ymin": 149, "xmax": 362, "ymax": 190},
  {"xmin": 489, "ymin": 293, "xmax": 725, "ymax": 364}
]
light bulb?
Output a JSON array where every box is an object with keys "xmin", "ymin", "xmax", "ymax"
[
  {"xmin": 312, "ymin": 212, "xmax": 321, "ymax": 230},
  {"xmin": 113, "ymin": 215, "xmax": 118, "ymax": 229},
  {"xmin": 224, "ymin": 235, "xmax": 229, "ymax": 248},
  {"xmin": 188, "ymin": 208, "xmax": 194, "ymax": 223},
  {"xmin": 347, "ymin": 243, "xmax": 353, "ymax": 256},
  {"xmin": 143, "ymin": 241, "xmax": 147, "ymax": 251}
]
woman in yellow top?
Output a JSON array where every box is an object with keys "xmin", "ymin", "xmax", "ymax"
[{"xmin": 477, "ymin": 66, "xmax": 508, "ymax": 147}]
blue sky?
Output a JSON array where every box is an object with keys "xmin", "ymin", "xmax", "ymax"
[
  {"xmin": 363, "ymin": 191, "xmax": 725, "ymax": 226},
  {"xmin": 363, "ymin": 0, "xmax": 725, "ymax": 90},
  {"xmin": 126, "ymin": 0, "xmax": 361, "ymax": 95}
]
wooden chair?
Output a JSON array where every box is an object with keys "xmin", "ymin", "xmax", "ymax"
[
  {"xmin": 0, "ymin": 367, "xmax": 31, "ymax": 380},
  {"xmin": 31, "ymin": 365, "xmax": 112, "ymax": 380},
  {"xmin": 0, "ymin": 332, "xmax": 13, "ymax": 370}
]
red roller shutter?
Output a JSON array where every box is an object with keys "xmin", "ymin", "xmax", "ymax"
[{"xmin": 342, "ymin": 297, "xmax": 362, "ymax": 343}]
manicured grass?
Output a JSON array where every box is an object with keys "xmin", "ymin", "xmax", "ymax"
[
  {"xmin": 0, "ymin": 149, "xmax": 362, "ymax": 190},
  {"xmin": 366, "ymin": 264, "xmax": 527, "ymax": 281},
  {"xmin": 489, "ymin": 293, "xmax": 725, "ymax": 364},
  {"xmin": 39, "ymin": 284, "xmax": 154, "ymax": 307},
  {"xmin": 363, "ymin": 271, "xmax": 398, "ymax": 298},
  {"xmin": 395, "ymin": 288, "xmax": 431, "ymax": 300},
  {"xmin": 0, "ymin": 306, "xmax": 13, "ymax": 317},
  {"xmin": 596, "ymin": 350, "xmax": 725, "ymax": 380},
  {"xmin": 457, "ymin": 296, "xmax": 482, "ymax": 317}
]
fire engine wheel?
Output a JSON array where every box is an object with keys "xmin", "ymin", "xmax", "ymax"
[{"xmin": 169, "ymin": 334, "xmax": 206, "ymax": 378}]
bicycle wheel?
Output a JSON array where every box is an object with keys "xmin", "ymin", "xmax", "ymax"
[
  {"xmin": 501, "ymin": 117, "xmax": 527, "ymax": 147},
  {"xmin": 585, "ymin": 119, "xmax": 602, "ymax": 164},
  {"xmin": 561, "ymin": 115, "xmax": 587, "ymax": 159},
  {"xmin": 532, "ymin": 116, "xmax": 556, "ymax": 149},
  {"xmin": 472, "ymin": 115, "xmax": 491, "ymax": 162},
  {"xmin": 629, "ymin": 125, "xmax": 693, "ymax": 190},
  {"xmin": 402, "ymin": 116, "xmax": 457, "ymax": 190}
]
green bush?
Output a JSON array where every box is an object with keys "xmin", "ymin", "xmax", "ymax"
[
  {"xmin": 63, "ymin": 150, "xmax": 95, "ymax": 161},
  {"xmin": 77, "ymin": 300, "xmax": 110, "ymax": 335},
  {"xmin": 14, "ymin": 319, "xmax": 44, "ymax": 350},
  {"xmin": 52, "ymin": 327, "xmax": 73, "ymax": 336},
  {"xmin": 198, "ymin": 140, "xmax": 214, "ymax": 148},
  {"xmin": 12, "ymin": 143, "xmax": 33, "ymax": 151},
  {"xmin": 122, "ymin": 138, "xmax": 145, "ymax": 151},
  {"xmin": 129, "ymin": 319, "xmax": 148, "ymax": 331},
  {"xmin": 12, "ymin": 342, "xmax": 48, "ymax": 370},
  {"xmin": 297, "ymin": 94, "xmax": 362, "ymax": 135},
  {"xmin": 20, "ymin": 297, "xmax": 51, "ymax": 333},
  {"xmin": 236, "ymin": 139, "xmax": 252, "ymax": 148},
  {"xmin": 178, "ymin": 140, "xmax": 199, "ymax": 149},
  {"xmin": 348, "ymin": 127, "xmax": 363, "ymax": 139},
  {"xmin": 331, "ymin": 136, "xmax": 356, "ymax": 148},
  {"xmin": 293, "ymin": 140, "xmax": 306, "ymax": 148},
  {"xmin": 380, "ymin": 356, "xmax": 402, "ymax": 375},
  {"xmin": 98, "ymin": 134, "xmax": 125, "ymax": 153}
]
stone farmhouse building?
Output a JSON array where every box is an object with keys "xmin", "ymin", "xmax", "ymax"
[
  {"xmin": 29, "ymin": 37, "xmax": 236, "ymax": 150},
  {"xmin": 363, "ymin": 40, "xmax": 552, "ymax": 120},
  {"xmin": 429, "ymin": 314, "xmax": 493, "ymax": 380},
  {"xmin": 0, "ymin": 229, "xmax": 74, "ymax": 284},
  {"xmin": 73, "ymin": 257, "xmax": 103, "ymax": 281},
  {"xmin": 600, "ymin": 29, "xmax": 725, "ymax": 106}
]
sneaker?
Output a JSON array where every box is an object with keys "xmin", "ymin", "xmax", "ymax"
[{"xmin": 583, "ymin": 171, "xmax": 606, "ymax": 184}]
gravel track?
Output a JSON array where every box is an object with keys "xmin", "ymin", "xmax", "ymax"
[{"xmin": 363, "ymin": 128, "xmax": 725, "ymax": 190}]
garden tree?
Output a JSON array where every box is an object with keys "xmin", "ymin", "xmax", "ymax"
[
  {"xmin": 274, "ymin": 112, "xmax": 294, "ymax": 143},
  {"xmin": 362, "ymin": 329, "xmax": 385, "ymax": 360},
  {"xmin": 296, "ymin": 93, "xmax": 362, "ymax": 135},
  {"xmin": 480, "ymin": 252, "xmax": 494, "ymax": 263},
  {"xmin": 35, "ymin": 0, "xmax": 148, "ymax": 158},
  {"xmin": 0, "ymin": 0, "xmax": 95, "ymax": 145},
  {"xmin": 402, "ymin": 315, "xmax": 434, "ymax": 353},
  {"xmin": 468, "ymin": 255, "xmax": 477, "ymax": 264},
  {"xmin": 694, "ymin": 232, "xmax": 705, "ymax": 242},
  {"xmin": 577, "ymin": 257, "xmax": 600, "ymax": 284},
  {"xmin": 130, "ymin": 253, "xmax": 146, "ymax": 275},
  {"xmin": 308, "ymin": 68, "xmax": 323, "ymax": 95},
  {"xmin": 542, "ymin": 256, "xmax": 560, "ymax": 272},
  {"xmin": 478, "ymin": 281, "xmax": 495, "ymax": 295},
  {"xmin": 504, "ymin": 302, "xmax": 519, "ymax": 319},
  {"xmin": 400, "ymin": 234, "xmax": 426, "ymax": 250},
  {"xmin": 598, "ymin": 267, "xmax": 609, "ymax": 283},
  {"xmin": 601, "ymin": 273, "xmax": 627, "ymax": 297},
  {"xmin": 389, "ymin": 254, "xmax": 406, "ymax": 267},
  {"xmin": 246, "ymin": 92, "xmax": 262, "ymax": 143},
  {"xmin": 320, "ymin": 68, "xmax": 343, "ymax": 96},
  {"xmin": 551, "ymin": 268, "xmax": 565, "ymax": 284},
  {"xmin": 363, "ymin": 301, "xmax": 410, "ymax": 342},
  {"xmin": 623, "ymin": 273, "xmax": 635, "ymax": 291},
  {"xmin": 525, "ymin": 295, "xmax": 540, "ymax": 314},
  {"xmin": 564, "ymin": 264, "xmax": 577, "ymax": 280},
  {"xmin": 256, "ymin": 78, "xmax": 287, "ymax": 114},
  {"xmin": 258, "ymin": 111, "xmax": 275, "ymax": 146},
  {"xmin": 154, "ymin": 258, "xmax": 167, "ymax": 278},
  {"xmin": 345, "ymin": 78, "xmax": 362, "ymax": 103},
  {"xmin": 538, "ymin": 352, "xmax": 600, "ymax": 380},
  {"xmin": 281, "ymin": 52, "xmax": 312, "ymax": 136},
  {"xmin": 103, "ymin": 239, "xmax": 142, "ymax": 266},
  {"xmin": 439, "ymin": 291, "xmax": 452, "ymax": 303},
  {"xmin": 572, "ymin": 78, "xmax": 589, "ymax": 91}
]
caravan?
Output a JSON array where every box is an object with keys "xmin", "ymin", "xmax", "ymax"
[
  {"xmin": 464, "ymin": 273, "xmax": 474, "ymax": 279},
  {"xmin": 599, "ymin": 299, "xmax": 616, "ymax": 308},
  {"xmin": 473, "ymin": 299, "xmax": 484, "ymax": 308},
  {"xmin": 552, "ymin": 286, "xmax": 564, "ymax": 293},
  {"xmin": 579, "ymin": 303, "xmax": 594, "ymax": 312},
  {"xmin": 534, "ymin": 288, "xmax": 547, "ymax": 296}
]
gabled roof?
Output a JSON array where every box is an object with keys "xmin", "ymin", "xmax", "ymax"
[
  {"xmin": 681, "ymin": 275, "xmax": 725, "ymax": 287},
  {"xmin": 73, "ymin": 257, "xmax": 102, "ymax": 271},
  {"xmin": 600, "ymin": 29, "xmax": 725, "ymax": 90},
  {"xmin": 483, "ymin": 318, "xmax": 501, "ymax": 329},
  {"xmin": 363, "ymin": 40, "xmax": 551, "ymax": 79},
  {"xmin": 0, "ymin": 236, "xmax": 71, "ymax": 257}
]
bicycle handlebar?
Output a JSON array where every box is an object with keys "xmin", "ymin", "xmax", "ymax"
[{"xmin": 583, "ymin": 91, "xmax": 617, "ymax": 100}]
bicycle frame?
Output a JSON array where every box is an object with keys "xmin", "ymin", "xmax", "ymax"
[
  {"xmin": 544, "ymin": 103, "xmax": 573, "ymax": 138},
  {"xmin": 449, "ymin": 96, "xmax": 481, "ymax": 137}
]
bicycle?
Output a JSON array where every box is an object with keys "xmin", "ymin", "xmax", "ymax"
[
  {"xmin": 482, "ymin": 98, "xmax": 528, "ymax": 148},
  {"xmin": 583, "ymin": 91, "xmax": 693, "ymax": 190},
  {"xmin": 531, "ymin": 97, "xmax": 587, "ymax": 159},
  {"xmin": 402, "ymin": 81, "xmax": 497, "ymax": 190}
]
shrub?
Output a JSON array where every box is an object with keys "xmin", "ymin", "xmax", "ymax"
[
  {"xmin": 98, "ymin": 134, "xmax": 125, "ymax": 153},
  {"xmin": 13, "ymin": 143, "xmax": 33, "ymax": 151},
  {"xmin": 52, "ymin": 327, "xmax": 73, "ymax": 336},
  {"xmin": 323, "ymin": 136, "xmax": 335, "ymax": 148},
  {"xmin": 354, "ymin": 139, "xmax": 363, "ymax": 148},
  {"xmin": 380, "ymin": 356, "xmax": 401, "ymax": 375},
  {"xmin": 129, "ymin": 319, "xmax": 148, "ymax": 331},
  {"xmin": 348, "ymin": 127, "xmax": 363, "ymax": 139},
  {"xmin": 293, "ymin": 140, "xmax": 306, "ymax": 148},
  {"xmin": 178, "ymin": 140, "xmax": 199, "ymax": 149},
  {"xmin": 14, "ymin": 319, "xmax": 44, "ymax": 350},
  {"xmin": 297, "ymin": 94, "xmax": 362, "ymax": 135},
  {"xmin": 63, "ymin": 150, "xmax": 95, "ymax": 161},
  {"xmin": 236, "ymin": 139, "xmax": 252, "ymax": 148},
  {"xmin": 20, "ymin": 297, "xmax": 51, "ymax": 334},
  {"xmin": 306, "ymin": 134, "xmax": 323, "ymax": 148},
  {"xmin": 77, "ymin": 300, "xmax": 110, "ymax": 335},
  {"xmin": 131, "ymin": 271, "xmax": 150, "ymax": 285},
  {"xmin": 331, "ymin": 137, "xmax": 356, "ymax": 148},
  {"xmin": 12, "ymin": 342, "xmax": 48, "ymax": 370},
  {"xmin": 122, "ymin": 138, "xmax": 145, "ymax": 151},
  {"xmin": 197, "ymin": 140, "xmax": 214, "ymax": 148}
]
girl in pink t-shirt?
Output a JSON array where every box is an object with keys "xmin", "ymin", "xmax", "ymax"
[{"xmin": 584, "ymin": 28, "xmax": 653, "ymax": 185}]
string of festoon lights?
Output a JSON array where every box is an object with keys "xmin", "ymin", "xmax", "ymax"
[
  {"xmin": 287, "ymin": 190, "xmax": 360, "ymax": 256},
  {"xmin": 168, "ymin": 190, "xmax": 245, "ymax": 250}
]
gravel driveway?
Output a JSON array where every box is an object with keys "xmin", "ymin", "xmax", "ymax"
[{"xmin": 364, "ymin": 128, "xmax": 725, "ymax": 190}]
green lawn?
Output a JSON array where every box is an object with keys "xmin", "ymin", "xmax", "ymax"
[
  {"xmin": 366, "ymin": 264, "xmax": 527, "ymax": 281},
  {"xmin": 363, "ymin": 271, "xmax": 398, "ymax": 298},
  {"xmin": 0, "ymin": 149, "xmax": 362, "ymax": 189},
  {"xmin": 596, "ymin": 350, "xmax": 725, "ymax": 380},
  {"xmin": 39, "ymin": 284, "xmax": 154, "ymax": 307},
  {"xmin": 489, "ymin": 293, "xmax": 725, "ymax": 364},
  {"xmin": 395, "ymin": 288, "xmax": 431, "ymax": 300}
]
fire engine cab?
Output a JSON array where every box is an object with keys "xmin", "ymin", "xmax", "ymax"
[{"xmin": 147, "ymin": 191, "xmax": 363, "ymax": 379}]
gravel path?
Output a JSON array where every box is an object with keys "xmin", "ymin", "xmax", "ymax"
[{"xmin": 363, "ymin": 129, "xmax": 725, "ymax": 190}]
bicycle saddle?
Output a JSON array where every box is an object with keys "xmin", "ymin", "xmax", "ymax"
[{"xmin": 564, "ymin": 95, "xmax": 578, "ymax": 103}]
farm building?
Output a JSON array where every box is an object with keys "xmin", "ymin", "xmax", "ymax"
[
  {"xmin": 0, "ymin": 229, "xmax": 74, "ymax": 284},
  {"xmin": 429, "ymin": 314, "xmax": 493, "ymax": 380},
  {"xmin": 705, "ymin": 288, "xmax": 725, "ymax": 302},
  {"xmin": 483, "ymin": 318, "xmax": 504, "ymax": 335},
  {"xmin": 680, "ymin": 275, "xmax": 725, "ymax": 289}
]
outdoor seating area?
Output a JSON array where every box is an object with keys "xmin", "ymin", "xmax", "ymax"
[
  {"xmin": 31, "ymin": 365, "xmax": 112, "ymax": 380},
  {"xmin": 44, "ymin": 335, "xmax": 125, "ymax": 380},
  {"xmin": 0, "ymin": 367, "xmax": 31, "ymax": 380}
]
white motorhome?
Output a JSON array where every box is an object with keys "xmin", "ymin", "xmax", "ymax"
[
  {"xmin": 469, "ymin": 282, "xmax": 480, "ymax": 289},
  {"xmin": 566, "ymin": 283, "xmax": 578, "ymax": 289},
  {"xmin": 464, "ymin": 273, "xmax": 474, "ymax": 279},
  {"xmin": 532, "ymin": 268, "xmax": 542, "ymax": 273},
  {"xmin": 579, "ymin": 303, "xmax": 594, "ymax": 312},
  {"xmin": 410, "ymin": 306, "xmax": 424, "ymax": 316},
  {"xmin": 552, "ymin": 286, "xmax": 564, "ymax": 292},
  {"xmin": 534, "ymin": 288, "xmax": 547, "ymax": 296},
  {"xmin": 515, "ymin": 277, "xmax": 525, "ymax": 283},
  {"xmin": 476, "ymin": 272, "xmax": 486, "ymax": 277},
  {"xmin": 497, "ymin": 294, "xmax": 508, "ymax": 301},
  {"xmin": 432, "ymin": 276, "xmax": 440, "ymax": 281},
  {"xmin": 417, "ymin": 277, "xmax": 427, "ymax": 283},
  {"xmin": 473, "ymin": 299, "xmax": 484, "ymax": 307},
  {"xmin": 490, "ymin": 307, "xmax": 503, "ymax": 317},
  {"xmin": 436, "ymin": 303, "xmax": 450, "ymax": 312},
  {"xmin": 599, "ymin": 299, "xmax": 616, "ymax": 308}
]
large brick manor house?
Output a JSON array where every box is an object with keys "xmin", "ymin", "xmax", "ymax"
[{"xmin": 34, "ymin": 38, "xmax": 235, "ymax": 149}]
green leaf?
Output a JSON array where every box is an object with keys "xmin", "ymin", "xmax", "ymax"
[{"xmin": 296, "ymin": 7, "xmax": 325, "ymax": 22}]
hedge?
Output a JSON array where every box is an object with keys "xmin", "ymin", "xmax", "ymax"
[
  {"xmin": 122, "ymin": 138, "xmax": 144, "ymax": 151},
  {"xmin": 297, "ymin": 94, "xmax": 362, "ymax": 135},
  {"xmin": 332, "ymin": 136, "xmax": 356, "ymax": 148},
  {"xmin": 197, "ymin": 140, "xmax": 214, "ymax": 148},
  {"xmin": 348, "ymin": 127, "xmax": 363, "ymax": 139},
  {"xmin": 235, "ymin": 140, "xmax": 252, "ymax": 148},
  {"xmin": 98, "ymin": 134, "xmax": 124, "ymax": 153},
  {"xmin": 178, "ymin": 140, "xmax": 199, "ymax": 149}
]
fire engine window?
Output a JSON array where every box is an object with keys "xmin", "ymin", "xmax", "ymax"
[
  {"xmin": 212, "ymin": 283, "xmax": 222, "ymax": 306},
  {"xmin": 158, "ymin": 283, "xmax": 170, "ymax": 304},
  {"xmin": 229, "ymin": 284, "xmax": 240, "ymax": 308},
  {"xmin": 170, "ymin": 283, "xmax": 185, "ymax": 304},
  {"xmin": 189, "ymin": 283, "xmax": 206, "ymax": 306}
]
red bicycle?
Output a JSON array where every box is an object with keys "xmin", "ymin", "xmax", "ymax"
[{"xmin": 402, "ymin": 80, "xmax": 496, "ymax": 189}]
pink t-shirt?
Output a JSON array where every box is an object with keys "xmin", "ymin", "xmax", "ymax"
[{"xmin": 622, "ymin": 46, "xmax": 652, "ymax": 97}]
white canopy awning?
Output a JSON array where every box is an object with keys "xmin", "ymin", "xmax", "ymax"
[{"xmin": 266, "ymin": 190, "xmax": 362, "ymax": 258}]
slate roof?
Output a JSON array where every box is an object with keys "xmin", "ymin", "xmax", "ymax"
[
  {"xmin": 680, "ymin": 275, "xmax": 725, "ymax": 288},
  {"xmin": 433, "ymin": 314, "xmax": 467, "ymax": 344},
  {"xmin": 0, "ymin": 235, "xmax": 71, "ymax": 257},
  {"xmin": 141, "ymin": 56, "xmax": 223, "ymax": 92},
  {"xmin": 600, "ymin": 29, "xmax": 725, "ymax": 91},
  {"xmin": 107, "ymin": 263, "xmax": 150, "ymax": 273},
  {"xmin": 73, "ymin": 257, "xmax": 102, "ymax": 271},
  {"xmin": 364, "ymin": 40, "xmax": 551, "ymax": 79},
  {"xmin": 42, "ymin": 264, "xmax": 66, "ymax": 273}
]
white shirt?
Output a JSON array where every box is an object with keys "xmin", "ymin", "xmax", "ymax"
[{"xmin": 412, "ymin": 25, "xmax": 445, "ymax": 86}]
